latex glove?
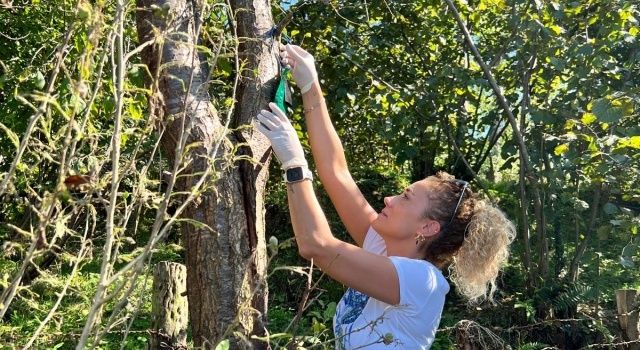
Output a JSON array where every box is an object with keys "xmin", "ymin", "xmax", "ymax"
[
  {"xmin": 280, "ymin": 44, "xmax": 318, "ymax": 94},
  {"xmin": 256, "ymin": 102, "xmax": 308, "ymax": 170}
]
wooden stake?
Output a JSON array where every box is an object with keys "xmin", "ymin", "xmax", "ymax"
[
  {"xmin": 151, "ymin": 261, "xmax": 188, "ymax": 350},
  {"xmin": 616, "ymin": 289, "xmax": 639, "ymax": 350}
]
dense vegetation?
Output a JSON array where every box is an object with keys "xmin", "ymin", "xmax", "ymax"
[{"xmin": 0, "ymin": 0, "xmax": 638, "ymax": 349}]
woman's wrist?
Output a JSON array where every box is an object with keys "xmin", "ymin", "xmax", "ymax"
[
  {"xmin": 301, "ymin": 80, "xmax": 322, "ymax": 99},
  {"xmin": 303, "ymin": 98, "xmax": 325, "ymax": 115},
  {"xmin": 301, "ymin": 81, "xmax": 324, "ymax": 114}
]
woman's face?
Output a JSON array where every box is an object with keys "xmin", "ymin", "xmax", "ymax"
[{"xmin": 371, "ymin": 179, "xmax": 435, "ymax": 241}]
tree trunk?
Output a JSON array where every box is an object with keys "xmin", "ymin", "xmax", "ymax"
[
  {"xmin": 151, "ymin": 262, "xmax": 188, "ymax": 350},
  {"xmin": 518, "ymin": 59, "xmax": 534, "ymax": 288},
  {"xmin": 135, "ymin": 0, "xmax": 276, "ymax": 348},
  {"xmin": 517, "ymin": 155, "xmax": 533, "ymax": 285},
  {"xmin": 411, "ymin": 129, "xmax": 439, "ymax": 182},
  {"xmin": 568, "ymin": 182, "xmax": 604, "ymax": 282},
  {"xmin": 533, "ymin": 133, "xmax": 549, "ymax": 280}
]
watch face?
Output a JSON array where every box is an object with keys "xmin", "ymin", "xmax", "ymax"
[{"xmin": 286, "ymin": 167, "xmax": 304, "ymax": 182}]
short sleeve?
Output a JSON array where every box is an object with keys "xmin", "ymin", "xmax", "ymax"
[
  {"xmin": 389, "ymin": 257, "xmax": 442, "ymax": 310},
  {"xmin": 362, "ymin": 226, "xmax": 387, "ymax": 255}
]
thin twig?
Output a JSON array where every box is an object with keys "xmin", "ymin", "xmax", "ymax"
[
  {"xmin": 581, "ymin": 339, "xmax": 640, "ymax": 349},
  {"xmin": 441, "ymin": 111, "xmax": 493, "ymax": 200},
  {"xmin": 285, "ymin": 259, "xmax": 315, "ymax": 347}
]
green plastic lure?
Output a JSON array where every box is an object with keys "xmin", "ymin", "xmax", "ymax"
[{"xmin": 273, "ymin": 67, "xmax": 290, "ymax": 114}]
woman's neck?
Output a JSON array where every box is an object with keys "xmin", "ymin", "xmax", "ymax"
[
  {"xmin": 385, "ymin": 238, "xmax": 445, "ymax": 270},
  {"xmin": 384, "ymin": 237, "xmax": 423, "ymax": 260}
]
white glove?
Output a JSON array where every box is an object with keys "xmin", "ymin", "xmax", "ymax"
[
  {"xmin": 280, "ymin": 44, "xmax": 318, "ymax": 94},
  {"xmin": 256, "ymin": 102, "xmax": 308, "ymax": 170}
]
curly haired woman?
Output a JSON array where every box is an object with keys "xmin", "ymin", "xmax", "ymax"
[{"xmin": 256, "ymin": 44, "xmax": 516, "ymax": 349}]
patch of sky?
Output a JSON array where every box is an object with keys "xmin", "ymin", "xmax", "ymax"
[
  {"xmin": 281, "ymin": 0, "xmax": 299, "ymax": 10},
  {"xmin": 470, "ymin": 34, "xmax": 481, "ymax": 46}
]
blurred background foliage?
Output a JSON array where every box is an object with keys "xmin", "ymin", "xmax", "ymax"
[{"xmin": 0, "ymin": 0, "xmax": 638, "ymax": 348}]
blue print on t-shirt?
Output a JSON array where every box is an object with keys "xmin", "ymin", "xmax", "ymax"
[{"xmin": 334, "ymin": 288, "xmax": 369, "ymax": 349}]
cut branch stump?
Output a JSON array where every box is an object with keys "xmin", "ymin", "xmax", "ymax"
[{"xmin": 150, "ymin": 261, "xmax": 188, "ymax": 350}]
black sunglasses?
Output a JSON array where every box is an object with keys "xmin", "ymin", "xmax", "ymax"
[{"xmin": 447, "ymin": 179, "xmax": 469, "ymax": 226}]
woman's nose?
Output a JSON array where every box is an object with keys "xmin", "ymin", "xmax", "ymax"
[{"xmin": 384, "ymin": 196, "xmax": 393, "ymax": 207}]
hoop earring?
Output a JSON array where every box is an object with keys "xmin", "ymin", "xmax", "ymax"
[{"xmin": 415, "ymin": 234, "xmax": 427, "ymax": 245}]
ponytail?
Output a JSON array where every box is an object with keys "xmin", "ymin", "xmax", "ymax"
[{"xmin": 448, "ymin": 199, "xmax": 515, "ymax": 304}]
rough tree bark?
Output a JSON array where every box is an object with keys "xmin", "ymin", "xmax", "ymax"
[
  {"xmin": 151, "ymin": 262, "xmax": 188, "ymax": 350},
  {"xmin": 135, "ymin": 0, "xmax": 277, "ymax": 348},
  {"xmin": 616, "ymin": 289, "xmax": 640, "ymax": 350}
]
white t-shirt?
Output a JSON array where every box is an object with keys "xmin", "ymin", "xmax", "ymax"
[{"xmin": 333, "ymin": 226, "xmax": 450, "ymax": 349}]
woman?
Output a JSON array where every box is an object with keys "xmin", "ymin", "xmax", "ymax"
[{"xmin": 256, "ymin": 44, "xmax": 516, "ymax": 349}]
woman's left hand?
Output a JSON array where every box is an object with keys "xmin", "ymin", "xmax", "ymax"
[
  {"xmin": 280, "ymin": 44, "xmax": 318, "ymax": 94},
  {"xmin": 256, "ymin": 103, "xmax": 308, "ymax": 170}
]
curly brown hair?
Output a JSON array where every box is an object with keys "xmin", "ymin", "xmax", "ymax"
[{"xmin": 418, "ymin": 172, "xmax": 515, "ymax": 303}]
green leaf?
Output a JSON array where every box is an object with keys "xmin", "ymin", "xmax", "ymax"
[
  {"xmin": 0, "ymin": 122, "xmax": 19, "ymax": 149},
  {"xmin": 312, "ymin": 317, "xmax": 326, "ymax": 334},
  {"xmin": 581, "ymin": 112, "xmax": 597, "ymax": 125},
  {"xmin": 217, "ymin": 58, "xmax": 233, "ymax": 76},
  {"xmin": 592, "ymin": 98, "xmax": 623, "ymax": 123},
  {"xmin": 127, "ymin": 103, "xmax": 142, "ymax": 120},
  {"xmin": 550, "ymin": 57, "xmax": 566, "ymax": 69},
  {"xmin": 597, "ymin": 225, "xmax": 612, "ymax": 240},
  {"xmin": 34, "ymin": 71, "xmax": 46, "ymax": 90},
  {"xmin": 603, "ymin": 202, "xmax": 618, "ymax": 215},
  {"xmin": 617, "ymin": 136, "xmax": 640, "ymax": 149},
  {"xmin": 323, "ymin": 302, "xmax": 337, "ymax": 320},
  {"xmin": 215, "ymin": 340, "xmax": 229, "ymax": 350},
  {"xmin": 175, "ymin": 218, "xmax": 213, "ymax": 232},
  {"xmin": 548, "ymin": 24, "xmax": 566, "ymax": 35},
  {"xmin": 530, "ymin": 110, "xmax": 553, "ymax": 123},
  {"xmin": 554, "ymin": 143, "xmax": 570, "ymax": 156}
]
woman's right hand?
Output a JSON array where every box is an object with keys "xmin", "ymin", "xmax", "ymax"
[{"xmin": 280, "ymin": 44, "xmax": 318, "ymax": 94}]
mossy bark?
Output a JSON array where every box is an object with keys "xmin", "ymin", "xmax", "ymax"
[{"xmin": 150, "ymin": 262, "xmax": 188, "ymax": 350}]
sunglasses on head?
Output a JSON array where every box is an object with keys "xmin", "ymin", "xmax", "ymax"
[{"xmin": 447, "ymin": 179, "xmax": 469, "ymax": 226}]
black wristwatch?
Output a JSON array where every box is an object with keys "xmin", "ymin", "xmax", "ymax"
[{"xmin": 284, "ymin": 166, "xmax": 313, "ymax": 183}]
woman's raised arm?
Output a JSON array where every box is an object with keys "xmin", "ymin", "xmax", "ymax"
[
  {"xmin": 282, "ymin": 45, "xmax": 377, "ymax": 246},
  {"xmin": 256, "ymin": 104, "xmax": 399, "ymax": 304}
]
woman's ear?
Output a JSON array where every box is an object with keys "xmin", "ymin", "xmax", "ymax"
[{"xmin": 419, "ymin": 219, "xmax": 441, "ymax": 238}]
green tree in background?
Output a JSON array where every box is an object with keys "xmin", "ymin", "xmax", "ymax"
[{"xmin": 266, "ymin": 0, "xmax": 638, "ymax": 347}]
